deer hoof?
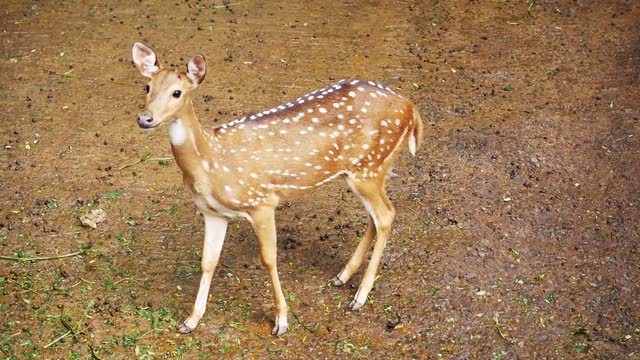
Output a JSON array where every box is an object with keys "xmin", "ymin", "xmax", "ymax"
[
  {"xmin": 349, "ymin": 299, "xmax": 365, "ymax": 311},
  {"xmin": 272, "ymin": 323, "xmax": 288, "ymax": 337},
  {"xmin": 177, "ymin": 323, "xmax": 193, "ymax": 334},
  {"xmin": 332, "ymin": 276, "xmax": 345, "ymax": 286}
]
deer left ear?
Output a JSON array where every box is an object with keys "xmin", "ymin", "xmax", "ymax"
[{"xmin": 187, "ymin": 55, "xmax": 206, "ymax": 88}]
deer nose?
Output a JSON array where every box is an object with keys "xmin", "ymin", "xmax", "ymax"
[{"xmin": 137, "ymin": 113, "xmax": 155, "ymax": 128}]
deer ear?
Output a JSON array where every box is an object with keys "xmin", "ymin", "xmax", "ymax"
[
  {"xmin": 187, "ymin": 55, "xmax": 206, "ymax": 88},
  {"xmin": 132, "ymin": 42, "xmax": 160, "ymax": 78}
]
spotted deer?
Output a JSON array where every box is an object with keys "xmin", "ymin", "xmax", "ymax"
[{"xmin": 131, "ymin": 42, "xmax": 423, "ymax": 336}]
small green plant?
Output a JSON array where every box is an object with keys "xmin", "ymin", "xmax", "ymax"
[
  {"xmin": 122, "ymin": 332, "xmax": 138, "ymax": 347},
  {"xmin": 108, "ymin": 335, "xmax": 118, "ymax": 347},
  {"xmin": 240, "ymin": 301, "xmax": 253, "ymax": 318},
  {"xmin": 576, "ymin": 342, "xmax": 588, "ymax": 353},
  {"xmin": 46, "ymin": 198, "xmax": 59, "ymax": 209},
  {"xmin": 103, "ymin": 277, "xmax": 115, "ymax": 291},
  {"xmin": 103, "ymin": 190, "xmax": 123, "ymax": 199},
  {"xmin": 135, "ymin": 344, "xmax": 155, "ymax": 359},
  {"xmin": 67, "ymin": 350, "xmax": 80, "ymax": 360},
  {"xmin": 285, "ymin": 291, "xmax": 296, "ymax": 302},
  {"xmin": 336, "ymin": 341, "xmax": 357, "ymax": 354},
  {"xmin": 114, "ymin": 234, "xmax": 132, "ymax": 253}
]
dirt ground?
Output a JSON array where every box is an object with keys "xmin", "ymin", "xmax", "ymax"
[{"xmin": 1, "ymin": 0, "xmax": 639, "ymax": 358}]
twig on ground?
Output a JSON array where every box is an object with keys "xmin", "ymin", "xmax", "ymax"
[
  {"xmin": 213, "ymin": 1, "xmax": 248, "ymax": 9},
  {"xmin": 1, "ymin": 333, "xmax": 22, "ymax": 345},
  {"xmin": 525, "ymin": 1, "xmax": 537, "ymax": 19},
  {"xmin": 228, "ymin": 321, "xmax": 268, "ymax": 340},
  {"xmin": 76, "ymin": 300, "xmax": 96, "ymax": 332},
  {"xmin": 137, "ymin": 328, "xmax": 167, "ymax": 340},
  {"xmin": 113, "ymin": 277, "xmax": 142, "ymax": 286},
  {"xmin": 290, "ymin": 308, "xmax": 319, "ymax": 334},
  {"xmin": 0, "ymin": 250, "xmax": 85, "ymax": 263},
  {"xmin": 88, "ymin": 344, "xmax": 103, "ymax": 360},
  {"xmin": 43, "ymin": 330, "xmax": 71, "ymax": 349},
  {"xmin": 118, "ymin": 153, "xmax": 152, "ymax": 170},
  {"xmin": 493, "ymin": 313, "xmax": 514, "ymax": 344},
  {"xmin": 148, "ymin": 157, "xmax": 173, "ymax": 162}
]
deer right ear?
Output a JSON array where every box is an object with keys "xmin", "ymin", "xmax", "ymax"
[{"xmin": 132, "ymin": 42, "xmax": 160, "ymax": 78}]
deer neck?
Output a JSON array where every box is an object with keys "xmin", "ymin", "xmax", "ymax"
[{"xmin": 168, "ymin": 100, "xmax": 215, "ymax": 180}]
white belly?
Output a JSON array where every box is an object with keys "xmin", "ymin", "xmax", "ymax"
[{"xmin": 193, "ymin": 193, "xmax": 248, "ymax": 219}]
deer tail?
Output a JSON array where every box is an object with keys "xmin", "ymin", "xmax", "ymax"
[{"xmin": 408, "ymin": 106, "xmax": 423, "ymax": 156}]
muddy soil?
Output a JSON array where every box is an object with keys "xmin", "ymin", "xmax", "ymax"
[{"xmin": 1, "ymin": 0, "xmax": 639, "ymax": 358}]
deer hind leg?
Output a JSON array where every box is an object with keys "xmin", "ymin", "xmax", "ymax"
[
  {"xmin": 346, "ymin": 177, "xmax": 395, "ymax": 310},
  {"xmin": 248, "ymin": 206, "xmax": 289, "ymax": 336},
  {"xmin": 333, "ymin": 214, "xmax": 376, "ymax": 286},
  {"xmin": 178, "ymin": 213, "xmax": 228, "ymax": 333}
]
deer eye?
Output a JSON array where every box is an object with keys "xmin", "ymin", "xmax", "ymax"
[
  {"xmin": 172, "ymin": 90, "xmax": 182, "ymax": 98},
  {"xmin": 144, "ymin": 85, "xmax": 150, "ymax": 93}
]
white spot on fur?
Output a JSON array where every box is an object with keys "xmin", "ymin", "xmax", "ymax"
[{"xmin": 169, "ymin": 119, "xmax": 187, "ymax": 146}]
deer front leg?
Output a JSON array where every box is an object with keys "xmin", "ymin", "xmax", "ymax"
[
  {"xmin": 178, "ymin": 213, "xmax": 228, "ymax": 333},
  {"xmin": 249, "ymin": 206, "xmax": 289, "ymax": 336}
]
